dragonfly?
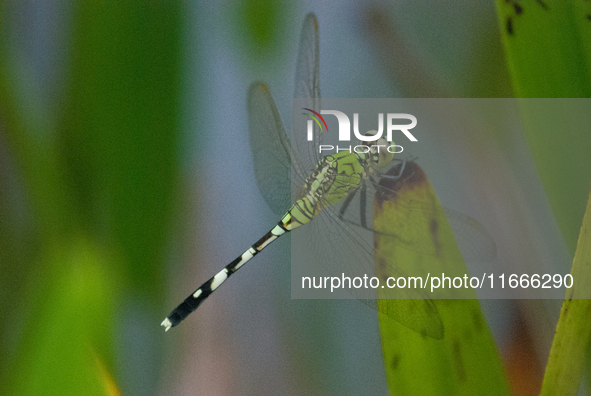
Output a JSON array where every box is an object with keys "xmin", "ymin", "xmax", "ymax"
[{"xmin": 161, "ymin": 13, "xmax": 494, "ymax": 338}]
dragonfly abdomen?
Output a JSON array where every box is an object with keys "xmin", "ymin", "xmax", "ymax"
[{"xmin": 161, "ymin": 222, "xmax": 288, "ymax": 331}]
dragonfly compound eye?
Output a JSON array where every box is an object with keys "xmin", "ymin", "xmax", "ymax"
[{"xmin": 375, "ymin": 137, "xmax": 394, "ymax": 168}]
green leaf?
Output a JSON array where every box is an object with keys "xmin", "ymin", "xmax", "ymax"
[
  {"xmin": 8, "ymin": 239, "xmax": 120, "ymax": 396},
  {"xmin": 495, "ymin": 2, "xmax": 591, "ymax": 392},
  {"xmin": 0, "ymin": 3, "xmax": 184, "ymax": 394},
  {"xmin": 540, "ymin": 190, "xmax": 591, "ymax": 396},
  {"xmin": 495, "ymin": 0, "xmax": 591, "ymax": 97},
  {"xmin": 375, "ymin": 162, "xmax": 510, "ymax": 395},
  {"xmin": 61, "ymin": 2, "xmax": 184, "ymax": 291},
  {"xmin": 495, "ymin": 0, "xmax": 591, "ymax": 253}
]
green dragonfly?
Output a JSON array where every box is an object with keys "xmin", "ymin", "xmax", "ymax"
[{"xmin": 162, "ymin": 13, "xmax": 494, "ymax": 338}]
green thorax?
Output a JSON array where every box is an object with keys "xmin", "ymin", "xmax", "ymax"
[{"xmin": 281, "ymin": 151, "xmax": 368, "ymax": 231}]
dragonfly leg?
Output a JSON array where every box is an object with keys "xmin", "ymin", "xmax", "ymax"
[
  {"xmin": 378, "ymin": 159, "xmax": 407, "ymax": 180},
  {"xmin": 338, "ymin": 187, "xmax": 359, "ymax": 221},
  {"xmin": 359, "ymin": 185, "xmax": 367, "ymax": 228}
]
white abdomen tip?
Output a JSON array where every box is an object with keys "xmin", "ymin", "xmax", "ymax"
[{"xmin": 161, "ymin": 318, "xmax": 172, "ymax": 332}]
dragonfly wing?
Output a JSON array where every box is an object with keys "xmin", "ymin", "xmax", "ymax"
[
  {"xmin": 293, "ymin": 13, "xmax": 322, "ymax": 171},
  {"xmin": 336, "ymin": 161, "xmax": 497, "ymax": 262},
  {"xmin": 247, "ymin": 14, "xmax": 320, "ymax": 216},
  {"xmin": 294, "ymin": 13, "xmax": 320, "ymax": 107},
  {"xmin": 443, "ymin": 208, "xmax": 497, "ymax": 262},
  {"xmin": 299, "ymin": 193, "xmax": 445, "ymax": 339},
  {"xmin": 247, "ymin": 83, "xmax": 303, "ymax": 216},
  {"xmin": 370, "ymin": 299, "xmax": 443, "ymax": 340},
  {"xmin": 291, "ymin": 166, "xmax": 443, "ymax": 338},
  {"xmin": 298, "ymin": 160, "xmax": 495, "ymax": 339}
]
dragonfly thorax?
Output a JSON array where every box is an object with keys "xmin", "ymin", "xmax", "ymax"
[{"xmin": 282, "ymin": 151, "xmax": 367, "ymax": 231}]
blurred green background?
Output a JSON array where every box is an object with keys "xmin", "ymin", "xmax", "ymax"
[{"xmin": 0, "ymin": 1, "xmax": 589, "ymax": 395}]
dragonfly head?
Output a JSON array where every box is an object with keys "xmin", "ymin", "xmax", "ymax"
[{"xmin": 365, "ymin": 131, "xmax": 395, "ymax": 168}]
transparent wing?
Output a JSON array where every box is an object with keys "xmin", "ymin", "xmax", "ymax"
[
  {"xmin": 293, "ymin": 13, "xmax": 322, "ymax": 172},
  {"xmin": 336, "ymin": 161, "xmax": 497, "ymax": 262},
  {"xmin": 247, "ymin": 82, "xmax": 304, "ymax": 216},
  {"xmin": 248, "ymin": 14, "xmax": 320, "ymax": 216},
  {"xmin": 294, "ymin": 175, "xmax": 444, "ymax": 339},
  {"xmin": 295, "ymin": 160, "xmax": 496, "ymax": 339},
  {"xmin": 443, "ymin": 209, "xmax": 498, "ymax": 262},
  {"xmin": 294, "ymin": 13, "xmax": 320, "ymax": 105}
]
